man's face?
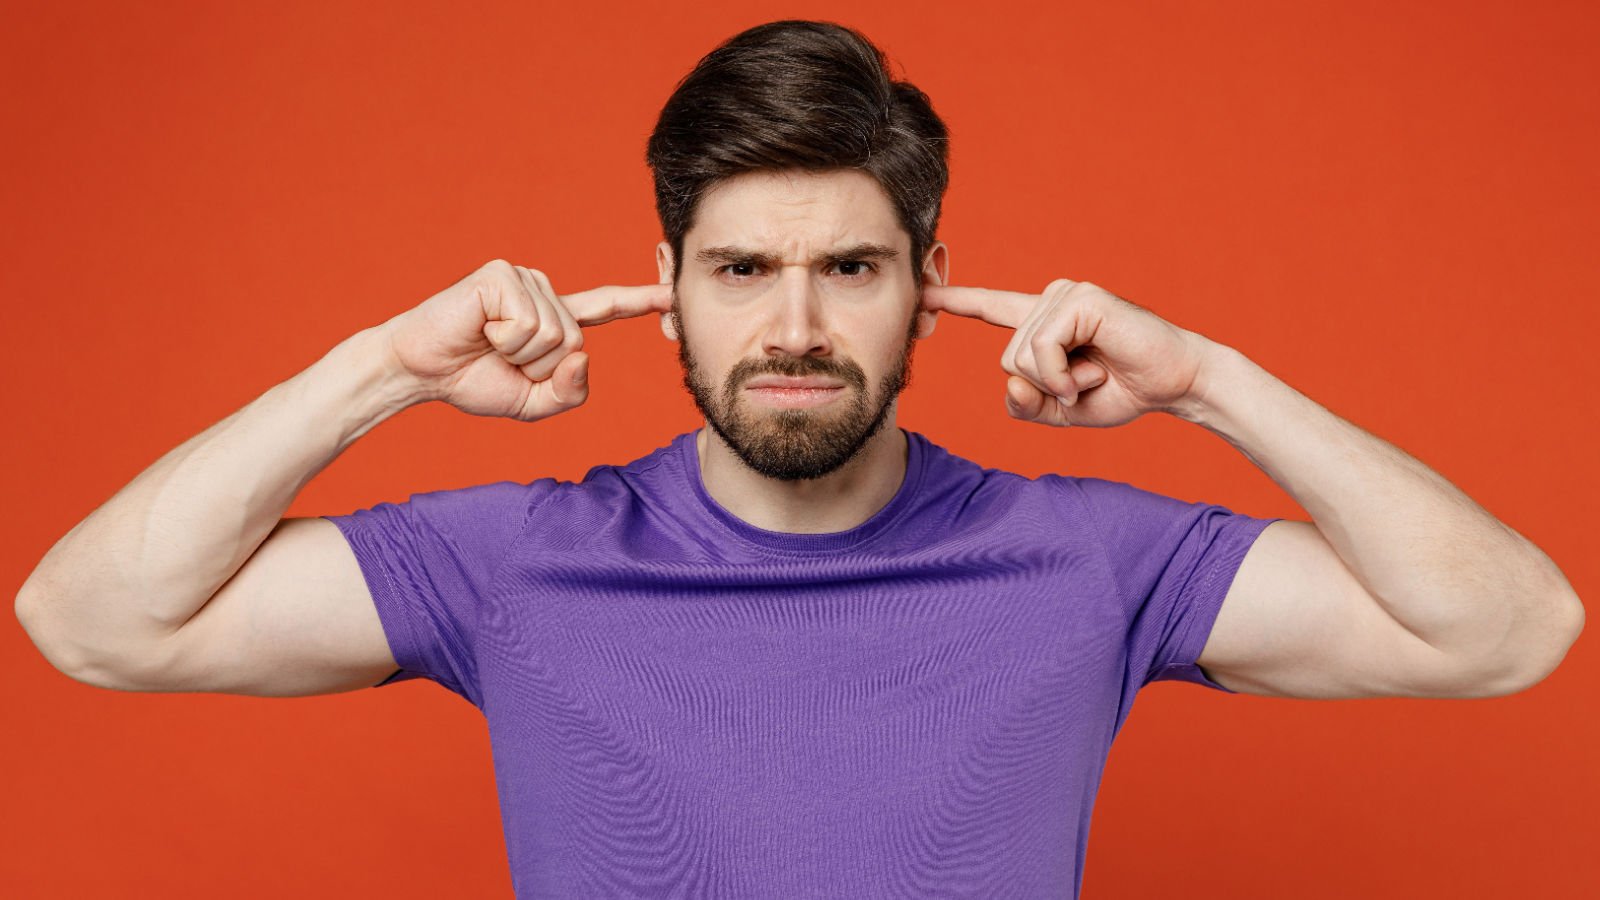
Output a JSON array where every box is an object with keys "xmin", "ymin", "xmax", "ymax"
[{"xmin": 656, "ymin": 168, "xmax": 944, "ymax": 481}]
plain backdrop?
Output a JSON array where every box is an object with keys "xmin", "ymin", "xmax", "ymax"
[{"xmin": 3, "ymin": 1, "xmax": 1595, "ymax": 897}]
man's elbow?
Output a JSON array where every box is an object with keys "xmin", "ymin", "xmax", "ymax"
[
  {"xmin": 16, "ymin": 587, "xmax": 151, "ymax": 691},
  {"xmin": 1478, "ymin": 590, "xmax": 1584, "ymax": 697}
]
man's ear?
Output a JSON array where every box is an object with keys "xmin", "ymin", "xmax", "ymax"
[
  {"xmin": 655, "ymin": 240, "xmax": 679, "ymax": 341},
  {"xmin": 915, "ymin": 240, "xmax": 949, "ymax": 340}
]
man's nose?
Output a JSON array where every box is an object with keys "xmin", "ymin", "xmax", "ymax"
[{"xmin": 761, "ymin": 265, "xmax": 831, "ymax": 357}]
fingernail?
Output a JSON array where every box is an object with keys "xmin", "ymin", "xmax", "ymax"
[{"xmin": 574, "ymin": 357, "xmax": 588, "ymax": 384}]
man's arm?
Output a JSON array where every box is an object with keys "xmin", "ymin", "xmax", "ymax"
[
  {"xmin": 14, "ymin": 262, "xmax": 658, "ymax": 695},
  {"xmin": 919, "ymin": 278, "xmax": 1582, "ymax": 700},
  {"xmin": 1174, "ymin": 342, "xmax": 1584, "ymax": 699},
  {"xmin": 14, "ymin": 324, "xmax": 426, "ymax": 689}
]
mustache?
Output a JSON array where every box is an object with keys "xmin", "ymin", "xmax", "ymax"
[{"xmin": 725, "ymin": 355, "xmax": 868, "ymax": 390}]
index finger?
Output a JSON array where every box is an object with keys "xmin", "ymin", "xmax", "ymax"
[
  {"xmin": 920, "ymin": 284, "xmax": 1034, "ymax": 330},
  {"xmin": 561, "ymin": 283, "xmax": 675, "ymax": 326}
]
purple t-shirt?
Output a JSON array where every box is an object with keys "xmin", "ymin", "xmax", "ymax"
[{"xmin": 324, "ymin": 428, "xmax": 1280, "ymax": 899}]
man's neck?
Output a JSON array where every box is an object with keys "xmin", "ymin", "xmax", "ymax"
[{"xmin": 696, "ymin": 419, "xmax": 909, "ymax": 534}]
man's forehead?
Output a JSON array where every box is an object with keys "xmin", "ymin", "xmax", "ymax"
[
  {"xmin": 686, "ymin": 169, "xmax": 905, "ymax": 261},
  {"xmin": 685, "ymin": 209, "xmax": 909, "ymax": 264}
]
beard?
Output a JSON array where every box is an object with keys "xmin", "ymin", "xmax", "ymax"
[{"xmin": 673, "ymin": 302, "xmax": 920, "ymax": 482}]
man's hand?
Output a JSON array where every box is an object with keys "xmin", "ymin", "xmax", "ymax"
[
  {"xmin": 380, "ymin": 259, "xmax": 673, "ymax": 422},
  {"xmin": 921, "ymin": 278, "xmax": 1215, "ymax": 427}
]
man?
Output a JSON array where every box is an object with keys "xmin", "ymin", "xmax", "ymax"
[{"xmin": 15, "ymin": 18, "xmax": 1582, "ymax": 900}]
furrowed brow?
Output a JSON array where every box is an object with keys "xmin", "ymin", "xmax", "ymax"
[
  {"xmin": 821, "ymin": 243, "xmax": 900, "ymax": 266},
  {"xmin": 693, "ymin": 242, "xmax": 901, "ymax": 267}
]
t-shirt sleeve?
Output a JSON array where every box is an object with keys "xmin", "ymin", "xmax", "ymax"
[
  {"xmin": 321, "ymin": 478, "xmax": 556, "ymax": 707},
  {"xmin": 1057, "ymin": 474, "xmax": 1285, "ymax": 694}
]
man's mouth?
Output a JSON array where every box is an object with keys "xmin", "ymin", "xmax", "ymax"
[{"xmin": 743, "ymin": 375, "xmax": 846, "ymax": 408}]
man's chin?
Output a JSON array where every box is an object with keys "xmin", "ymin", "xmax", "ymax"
[
  {"xmin": 728, "ymin": 416, "xmax": 830, "ymax": 448},
  {"xmin": 734, "ymin": 394, "xmax": 852, "ymax": 424}
]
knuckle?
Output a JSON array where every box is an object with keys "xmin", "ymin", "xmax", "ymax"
[
  {"xmin": 468, "ymin": 272, "xmax": 506, "ymax": 304},
  {"xmin": 561, "ymin": 329, "xmax": 584, "ymax": 352},
  {"xmin": 467, "ymin": 268, "xmax": 495, "ymax": 291},
  {"xmin": 532, "ymin": 317, "xmax": 564, "ymax": 349}
]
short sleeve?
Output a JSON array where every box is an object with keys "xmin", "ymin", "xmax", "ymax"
[
  {"xmin": 1059, "ymin": 475, "xmax": 1284, "ymax": 694},
  {"xmin": 322, "ymin": 478, "xmax": 556, "ymax": 707}
]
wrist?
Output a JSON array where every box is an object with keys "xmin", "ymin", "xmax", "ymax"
[
  {"xmin": 1164, "ymin": 337, "xmax": 1250, "ymax": 428},
  {"xmin": 329, "ymin": 324, "xmax": 436, "ymax": 415}
]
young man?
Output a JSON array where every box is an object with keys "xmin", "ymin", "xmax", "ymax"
[{"xmin": 16, "ymin": 19, "xmax": 1582, "ymax": 900}]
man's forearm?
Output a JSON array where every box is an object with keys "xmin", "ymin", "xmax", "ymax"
[
  {"xmin": 16, "ymin": 323, "xmax": 425, "ymax": 673},
  {"xmin": 1169, "ymin": 340, "xmax": 1583, "ymax": 677}
]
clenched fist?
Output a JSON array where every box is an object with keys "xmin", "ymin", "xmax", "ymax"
[
  {"xmin": 920, "ymin": 278, "xmax": 1216, "ymax": 428},
  {"xmin": 378, "ymin": 259, "xmax": 672, "ymax": 422}
]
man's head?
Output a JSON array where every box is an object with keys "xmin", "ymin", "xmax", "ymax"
[{"xmin": 644, "ymin": 20, "xmax": 952, "ymax": 481}]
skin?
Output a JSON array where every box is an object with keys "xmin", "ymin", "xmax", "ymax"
[
  {"xmin": 23, "ymin": 143, "xmax": 1569, "ymax": 708},
  {"xmin": 379, "ymin": 165, "xmax": 1580, "ymax": 699},
  {"xmin": 655, "ymin": 168, "xmax": 949, "ymax": 534}
]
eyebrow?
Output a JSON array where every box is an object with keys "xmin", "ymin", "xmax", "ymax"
[{"xmin": 693, "ymin": 241, "xmax": 901, "ymax": 268}]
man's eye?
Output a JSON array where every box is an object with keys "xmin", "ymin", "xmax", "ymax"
[
  {"xmin": 713, "ymin": 261, "xmax": 877, "ymax": 281},
  {"xmin": 717, "ymin": 263, "xmax": 759, "ymax": 279}
]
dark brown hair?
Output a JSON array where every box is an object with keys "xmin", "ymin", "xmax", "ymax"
[{"xmin": 645, "ymin": 20, "xmax": 951, "ymax": 290}]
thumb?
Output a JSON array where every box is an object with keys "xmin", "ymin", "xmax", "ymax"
[
  {"xmin": 1005, "ymin": 376, "xmax": 1048, "ymax": 422},
  {"xmin": 543, "ymin": 351, "xmax": 590, "ymax": 411}
]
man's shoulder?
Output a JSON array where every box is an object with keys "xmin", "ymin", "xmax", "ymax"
[
  {"xmin": 908, "ymin": 429, "xmax": 1064, "ymax": 495},
  {"xmin": 392, "ymin": 432, "xmax": 689, "ymax": 514},
  {"xmin": 905, "ymin": 433, "xmax": 1215, "ymax": 543},
  {"xmin": 510, "ymin": 430, "xmax": 698, "ymax": 515},
  {"xmin": 903, "ymin": 430, "xmax": 1087, "ymax": 528},
  {"xmin": 588, "ymin": 431, "xmax": 690, "ymax": 481}
]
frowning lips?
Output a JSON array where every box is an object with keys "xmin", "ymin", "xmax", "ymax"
[{"xmin": 743, "ymin": 375, "xmax": 846, "ymax": 390}]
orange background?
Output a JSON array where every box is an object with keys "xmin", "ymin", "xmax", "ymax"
[{"xmin": 4, "ymin": 1, "xmax": 1595, "ymax": 897}]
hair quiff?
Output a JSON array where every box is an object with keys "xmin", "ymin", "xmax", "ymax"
[{"xmin": 645, "ymin": 19, "xmax": 951, "ymax": 289}]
